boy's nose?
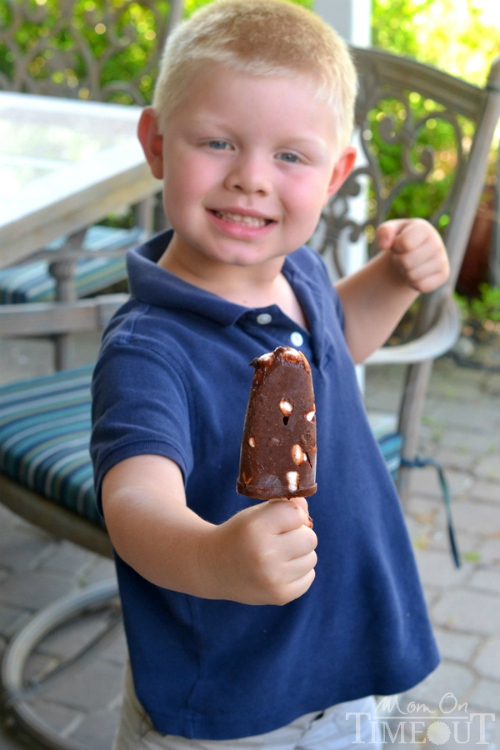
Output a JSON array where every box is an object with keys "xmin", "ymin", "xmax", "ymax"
[{"xmin": 225, "ymin": 153, "xmax": 272, "ymax": 195}]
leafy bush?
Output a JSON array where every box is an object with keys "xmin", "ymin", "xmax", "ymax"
[
  {"xmin": 372, "ymin": 0, "xmax": 500, "ymax": 88},
  {"xmin": 456, "ymin": 283, "xmax": 500, "ymax": 328},
  {"xmin": 371, "ymin": 0, "xmax": 500, "ymax": 229}
]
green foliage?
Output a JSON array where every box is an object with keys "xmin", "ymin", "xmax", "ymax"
[
  {"xmin": 372, "ymin": 0, "xmax": 500, "ymax": 87},
  {"xmin": 0, "ymin": 0, "xmax": 173, "ymax": 104},
  {"xmin": 456, "ymin": 283, "xmax": 500, "ymax": 325},
  {"xmin": 370, "ymin": 1, "xmax": 500, "ymax": 234}
]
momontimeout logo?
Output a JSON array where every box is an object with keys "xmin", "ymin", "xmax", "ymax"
[{"xmin": 346, "ymin": 693, "xmax": 496, "ymax": 745}]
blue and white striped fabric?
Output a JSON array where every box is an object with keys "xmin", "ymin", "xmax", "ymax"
[
  {"xmin": 0, "ymin": 365, "xmax": 102, "ymax": 525},
  {"xmin": 0, "ymin": 369, "xmax": 403, "ymax": 531},
  {"xmin": 0, "ymin": 225, "xmax": 144, "ymax": 304}
]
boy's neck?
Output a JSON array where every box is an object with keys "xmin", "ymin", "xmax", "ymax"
[{"xmin": 157, "ymin": 237, "xmax": 308, "ymax": 330}]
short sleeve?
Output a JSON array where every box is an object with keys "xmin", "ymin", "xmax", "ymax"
[{"xmin": 90, "ymin": 339, "xmax": 193, "ymax": 516}]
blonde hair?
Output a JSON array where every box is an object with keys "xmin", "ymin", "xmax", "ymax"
[{"xmin": 153, "ymin": 0, "xmax": 357, "ymax": 153}]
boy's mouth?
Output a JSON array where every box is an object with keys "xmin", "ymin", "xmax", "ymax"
[{"xmin": 211, "ymin": 210, "xmax": 273, "ymax": 228}]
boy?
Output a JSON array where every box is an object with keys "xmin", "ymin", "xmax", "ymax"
[{"xmin": 91, "ymin": 1, "xmax": 449, "ymax": 747}]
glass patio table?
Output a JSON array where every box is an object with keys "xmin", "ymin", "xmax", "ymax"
[{"xmin": 0, "ymin": 91, "xmax": 160, "ymax": 271}]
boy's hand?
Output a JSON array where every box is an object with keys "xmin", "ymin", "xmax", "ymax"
[
  {"xmin": 376, "ymin": 218, "xmax": 450, "ymax": 294},
  {"xmin": 203, "ymin": 498, "xmax": 317, "ymax": 606}
]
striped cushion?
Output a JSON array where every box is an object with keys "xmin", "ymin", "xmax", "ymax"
[
  {"xmin": 0, "ymin": 367, "xmax": 403, "ymax": 530},
  {"xmin": 0, "ymin": 225, "xmax": 144, "ymax": 304},
  {"xmin": 0, "ymin": 366, "xmax": 101, "ymax": 525}
]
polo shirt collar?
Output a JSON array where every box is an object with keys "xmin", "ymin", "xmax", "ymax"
[
  {"xmin": 127, "ymin": 229, "xmax": 328, "ymax": 363},
  {"xmin": 127, "ymin": 230, "xmax": 247, "ymax": 327}
]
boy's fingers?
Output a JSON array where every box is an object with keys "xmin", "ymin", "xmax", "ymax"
[
  {"xmin": 377, "ymin": 218, "xmax": 434, "ymax": 255},
  {"xmin": 264, "ymin": 498, "xmax": 312, "ymax": 533},
  {"xmin": 376, "ymin": 219, "xmax": 410, "ymax": 250},
  {"xmin": 267, "ymin": 497, "xmax": 312, "ymax": 529},
  {"xmin": 291, "ymin": 496, "xmax": 314, "ymax": 528},
  {"xmin": 290, "ymin": 496, "xmax": 309, "ymax": 515}
]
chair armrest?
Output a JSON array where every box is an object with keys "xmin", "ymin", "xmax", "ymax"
[
  {"xmin": 364, "ymin": 293, "xmax": 461, "ymax": 365},
  {"xmin": 0, "ymin": 294, "xmax": 129, "ymax": 337}
]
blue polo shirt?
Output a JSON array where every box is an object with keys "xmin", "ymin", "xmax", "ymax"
[{"xmin": 91, "ymin": 230, "xmax": 439, "ymax": 740}]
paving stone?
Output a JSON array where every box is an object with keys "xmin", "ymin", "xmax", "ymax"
[
  {"xmin": 40, "ymin": 658, "xmax": 123, "ymax": 712},
  {"xmin": 0, "ymin": 527, "xmax": 57, "ymax": 573},
  {"xmin": 481, "ymin": 371, "xmax": 500, "ymax": 396},
  {"xmin": 431, "ymin": 375, "xmax": 487, "ymax": 400},
  {"xmin": 428, "ymin": 402, "xmax": 497, "ymax": 432},
  {"xmin": 470, "ymin": 478, "xmax": 500, "ymax": 505},
  {"xmin": 468, "ymin": 567, "xmax": 500, "ymax": 595},
  {"xmin": 40, "ymin": 540, "xmax": 96, "ymax": 576},
  {"xmin": 408, "ymin": 495, "xmax": 445, "ymax": 525},
  {"xmin": 0, "ymin": 503, "xmax": 17, "ymax": 529},
  {"xmin": 409, "ymin": 467, "xmax": 474, "ymax": 500},
  {"xmin": 467, "ymin": 678, "xmax": 500, "ymax": 712},
  {"xmin": 101, "ymin": 626, "xmax": 128, "ymax": 665},
  {"xmin": 37, "ymin": 606, "xmax": 121, "ymax": 661},
  {"xmin": 429, "ymin": 428, "xmax": 496, "ymax": 455},
  {"xmin": 432, "ymin": 589, "xmax": 500, "ymax": 635},
  {"xmin": 477, "ymin": 536, "xmax": 500, "ymax": 565},
  {"xmin": 405, "ymin": 518, "xmax": 435, "ymax": 553},
  {"xmin": 474, "ymin": 454, "xmax": 500, "ymax": 481},
  {"xmin": 423, "ymin": 528, "xmax": 481, "ymax": 561},
  {"xmin": 84, "ymin": 557, "xmax": 117, "ymax": 585},
  {"xmin": 414, "ymin": 549, "xmax": 472, "ymax": 589},
  {"xmin": 433, "ymin": 628, "xmax": 480, "ymax": 663},
  {"xmin": 432, "ymin": 447, "xmax": 477, "ymax": 471},
  {"xmin": 0, "ymin": 604, "xmax": 30, "ymax": 639},
  {"xmin": 28, "ymin": 698, "xmax": 83, "ymax": 736},
  {"xmin": 422, "ymin": 587, "xmax": 441, "ymax": 611},
  {"xmin": 448, "ymin": 500, "xmax": 500, "ymax": 535},
  {"xmin": 0, "ymin": 572, "xmax": 77, "ymax": 610},
  {"xmin": 473, "ymin": 636, "xmax": 500, "ymax": 680},
  {"xmin": 23, "ymin": 651, "xmax": 59, "ymax": 685},
  {"xmin": 399, "ymin": 660, "xmax": 475, "ymax": 705},
  {"xmin": 68, "ymin": 707, "xmax": 119, "ymax": 750}
]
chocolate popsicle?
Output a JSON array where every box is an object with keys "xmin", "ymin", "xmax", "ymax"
[{"xmin": 237, "ymin": 346, "xmax": 317, "ymax": 500}]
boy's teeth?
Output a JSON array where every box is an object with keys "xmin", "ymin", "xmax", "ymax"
[{"xmin": 214, "ymin": 211, "xmax": 268, "ymax": 228}]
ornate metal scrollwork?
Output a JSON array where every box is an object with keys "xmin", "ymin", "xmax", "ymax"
[
  {"xmin": 0, "ymin": 0, "xmax": 180, "ymax": 104},
  {"xmin": 316, "ymin": 55, "xmax": 472, "ymax": 279}
]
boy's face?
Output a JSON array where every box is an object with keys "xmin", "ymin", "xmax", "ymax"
[{"xmin": 140, "ymin": 65, "xmax": 355, "ymax": 277}]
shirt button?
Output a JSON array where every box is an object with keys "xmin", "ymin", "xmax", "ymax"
[
  {"xmin": 290, "ymin": 331, "xmax": 304, "ymax": 346},
  {"xmin": 256, "ymin": 313, "xmax": 273, "ymax": 325}
]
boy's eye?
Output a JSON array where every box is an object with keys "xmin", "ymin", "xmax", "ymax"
[
  {"xmin": 208, "ymin": 140, "xmax": 231, "ymax": 150},
  {"xmin": 277, "ymin": 152, "xmax": 300, "ymax": 164}
]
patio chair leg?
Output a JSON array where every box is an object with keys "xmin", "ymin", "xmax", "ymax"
[
  {"xmin": 396, "ymin": 359, "xmax": 434, "ymax": 505},
  {"xmin": 1, "ymin": 580, "xmax": 121, "ymax": 750}
]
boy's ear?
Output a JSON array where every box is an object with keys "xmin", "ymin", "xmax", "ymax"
[
  {"xmin": 323, "ymin": 146, "xmax": 357, "ymax": 205},
  {"xmin": 137, "ymin": 107, "xmax": 164, "ymax": 179}
]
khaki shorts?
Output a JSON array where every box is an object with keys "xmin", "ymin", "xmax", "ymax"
[{"xmin": 112, "ymin": 663, "xmax": 381, "ymax": 750}]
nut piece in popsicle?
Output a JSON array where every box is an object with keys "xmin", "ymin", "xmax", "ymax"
[{"xmin": 237, "ymin": 346, "xmax": 317, "ymax": 500}]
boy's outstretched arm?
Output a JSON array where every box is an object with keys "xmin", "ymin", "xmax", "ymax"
[
  {"xmin": 102, "ymin": 455, "xmax": 317, "ymax": 606},
  {"xmin": 335, "ymin": 218, "xmax": 450, "ymax": 364}
]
